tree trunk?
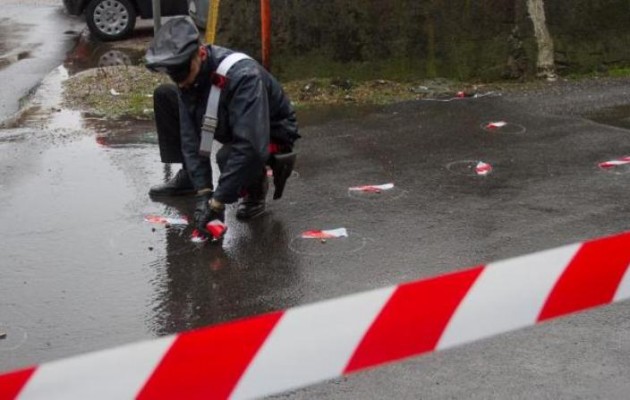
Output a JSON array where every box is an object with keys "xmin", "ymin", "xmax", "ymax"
[
  {"xmin": 526, "ymin": 0, "xmax": 557, "ymax": 80},
  {"xmin": 426, "ymin": 15, "xmax": 437, "ymax": 78}
]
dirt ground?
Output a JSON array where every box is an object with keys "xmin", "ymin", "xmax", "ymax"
[{"xmin": 60, "ymin": 26, "xmax": 552, "ymax": 120}]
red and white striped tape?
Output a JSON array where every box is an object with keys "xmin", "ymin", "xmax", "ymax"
[{"xmin": 2, "ymin": 232, "xmax": 629, "ymax": 400}]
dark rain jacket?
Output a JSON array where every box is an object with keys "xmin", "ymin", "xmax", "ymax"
[{"xmin": 177, "ymin": 45, "xmax": 299, "ymax": 203}]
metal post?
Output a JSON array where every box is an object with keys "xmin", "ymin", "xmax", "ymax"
[
  {"xmin": 152, "ymin": 0, "xmax": 162, "ymax": 34},
  {"xmin": 260, "ymin": 0, "xmax": 271, "ymax": 71},
  {"xmin": 205, "ymin": 0, "xmax": 221, "ymax": 44}
]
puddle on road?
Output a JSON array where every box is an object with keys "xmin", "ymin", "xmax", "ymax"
[
  {"xmin": 0, "ymin": 49, "xmax": 307, "ymax": 368},
  {"xmin": 64, "ymin": 34, "xmax": 146, "ymax": 76},
  {"xmin": 91, "ymin": 117, "xmax": 157, "ymax": 148},
  {"xmin": 586, "ymin": 104, "xmax": 630, "ymax": 131},
  {"xmin": 0, "ymin": 31, "xmax": 405, "ymax": 369}
]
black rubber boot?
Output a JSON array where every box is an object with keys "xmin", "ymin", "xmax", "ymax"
[
  {"xmin": 149, "ymin": 168, "xmax": 196, "ymax": 197},
  {"xmin": 236, "ymin": 175, "xmax": 269, "ymax": 220}
]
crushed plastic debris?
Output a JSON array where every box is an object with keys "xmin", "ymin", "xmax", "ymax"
[
  {"xmin": 598, "ymin": 156, "xmax": 630, "ymax": 169},
  {"xmin": 95, "ymin": 136, "xmax": 109, "ymax": 147},
  {"xmin": 190, "ymin": 221, "xmax": 227, "ymax": 244},
  {"xmin": 475, "ymin": 161, "xmax": 493, "ymax": 176},
  {"xmin": 485, "ymin": 121, "xmax": 507, "ymax": 129},
  {"xmin": 348, "ymin": 183, "xmax": 394, "ymax": 193},
  {"xmin": 144, "ymin": 215, "xmax": 189, "ymax": 226},
  {"xmin": 190, "ymin": 229, "xmax": 208, "ymax": 243},
  {"xmin": 301, "ymin": 228, "xmax": 348, "ymax": 239},
  {"xmin": 109, "ymin": 88, "xmax": 121, "ymax": 96},
  {"xmin": 206, "ymin": 220, "xmax": 227, "ymax": 240}
]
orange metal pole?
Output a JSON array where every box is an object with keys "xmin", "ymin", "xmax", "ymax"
[{"xmin": 260, "ymin": 0, "xmax": 271, "ymax": 71}]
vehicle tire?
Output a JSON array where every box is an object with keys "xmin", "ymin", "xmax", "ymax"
[
  {"xmin": 97, "ymin": 49, "xmax": 132, "ymax": 67},
  {"xmin": 86, "ymin": 0, "xmax": 137, "ymax": 41}
]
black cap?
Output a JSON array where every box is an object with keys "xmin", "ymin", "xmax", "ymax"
[{"xmin": 145, "ymin": 16, "xmax": 200, "ymax": 82}]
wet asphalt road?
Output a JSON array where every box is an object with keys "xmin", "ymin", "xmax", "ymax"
[
  {"xmin": 0, "ymin": 0, "xmax": 83, "ymax": 123},
  {"xmin": 1, "ymin": 6, "xmax": 630, "ymax": 399}
]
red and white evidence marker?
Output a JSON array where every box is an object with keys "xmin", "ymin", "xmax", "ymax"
[
  {"xmin": 486, "ymin": 121, "xmax": 507, "ymax": 130},
  {"xmin": 598, "ymin": 156, "xmax": 630, "ymax": 169},
  {"xmin": 144, "ymin": 215, "xmax": 189, "ymax": 226},
  {"xmin": 475, "ymin": 161, "xmax": 492, "ymax": 176},
  {"xmin": 301, "ymin": 228, "xmax": 348, "ymax": 239},
  {"xmin": 348, "ymin": 183, "xmax": 394, "ymax": 194}
]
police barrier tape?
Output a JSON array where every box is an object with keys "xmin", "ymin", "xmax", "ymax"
[{"xmin": 1, "ymin": 231, "xmax": 629, "ymax": 399}]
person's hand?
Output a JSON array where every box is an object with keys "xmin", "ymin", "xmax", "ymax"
[{"xmin": 193, "ymin": 193, "xmax": 226, "ymax": 241}]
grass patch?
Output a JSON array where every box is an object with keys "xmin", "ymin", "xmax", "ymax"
[
  {"xmin": 565, "ymin": 66, "xmax": 630, "ymax": 80},
  {"xmin": 61, "ymin": 65, "xmax": 549, "ymax": 119},
  {"xmin": 607, "ymin": 67, "xmax": 630, "ymax": 78},
  {"xmin": 64, "ymin": 66, "xmax": 474, "ymax": 117},
  {"xmin": 63, "ymin": 66, "xmax": 168, "ymax": 119}
]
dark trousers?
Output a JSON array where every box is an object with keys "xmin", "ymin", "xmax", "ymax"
[{"xmin": 154, "ymin": 84, "xmax": 184, "ymax": 164}]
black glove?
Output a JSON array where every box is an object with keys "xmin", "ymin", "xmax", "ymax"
[{"xmin": 193, "ymin": 193, "xmax": 226, "ymax": 241}]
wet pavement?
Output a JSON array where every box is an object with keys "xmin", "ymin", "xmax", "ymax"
[
  {"xmin": 0, "ymin": 1, "xmax": 83, "ymax": 122},
  {"xmin": 1, "ymin": 12, "xmax": 630, "ymax": 399}
]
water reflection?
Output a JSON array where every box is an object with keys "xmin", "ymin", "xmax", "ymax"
[
  {"xmin": 64, "ymin": 32, "xmax": 146, "ymax": 76},
  {"xmin": 147, "ymin": 196, "xmax": 301, "ymax": 337},
  {"xmin": 81, "ymin": 118, "xmax": 302, "ymax": 336}
]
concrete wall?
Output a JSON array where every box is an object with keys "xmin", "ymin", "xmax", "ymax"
[{"xmin": 213, "ymin": 0, "xmax": 630, "ymax": 81}]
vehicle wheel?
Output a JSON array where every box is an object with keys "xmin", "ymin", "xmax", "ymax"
[
  {"xmin": 97, "ymin": 49, "xmax": 132, "ymax": 67},
  {"xmin": 86, "ymin": 0, "xmax": 137, "ymax": 41}
]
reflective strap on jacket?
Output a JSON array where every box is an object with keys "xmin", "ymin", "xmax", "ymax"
[{"xmin": 199, "ymin": 52, "xmax": 252, "ymax": 155}]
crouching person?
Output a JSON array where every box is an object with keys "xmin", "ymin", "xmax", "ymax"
[{"xmin": 144, "ymin": 17, "xmax": 299, "ymax": 240}]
